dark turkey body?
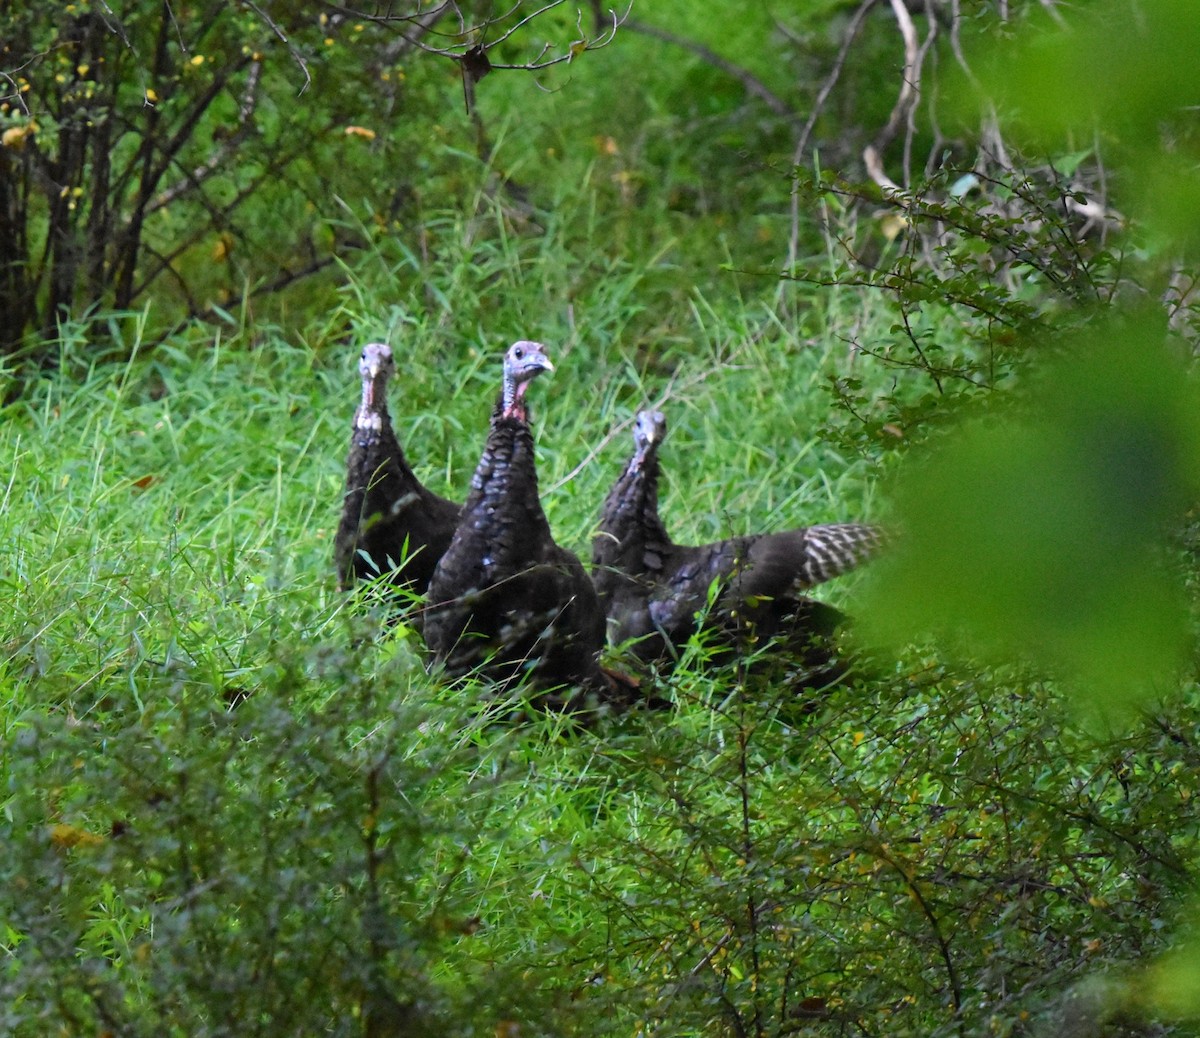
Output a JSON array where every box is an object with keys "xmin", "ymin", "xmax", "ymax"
[
  {"xmin": 424, "ymin": 414, "xmax": 605, "ymax": 694},
  {"xmin": 593, "ymin": 448, "xmax": 877, "ymax": 671},
  {"xmin": 334, "ymin": 414, "xmax": 461, "ymax": 595}
]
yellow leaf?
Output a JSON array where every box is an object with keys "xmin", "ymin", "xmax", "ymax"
[
  {"xmin": 344, "ymin": 125, "xmax": 377, "ymax": 140},
  {"xmin": 2, "ymin": 123, "xmax": 36, "ymax": 150},
  {"xmin": 49, "ymin": 823, "xmax": 105, "ymax": 850},
  {"xmin": 211, "ymin": 232, "xmax": 234, "ymax": 262}
]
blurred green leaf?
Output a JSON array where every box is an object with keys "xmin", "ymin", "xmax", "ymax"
[
  {"xmin": 974, "ymin": 0, "xmax": 1200, "ymax": 144},
  {"xmin": 1145, "ymin": 895, "xmax": 1200, "ymax": 1018},
  {"xmin": 964, "ymin": 0, "xmax": 1200, "ymax": 248},
  {"xmin": 1149, "ymin": 936, "xmax": 1200, "ymax": 1018},
  {"xmin": 864, "ymin": 311, "xmax": 1200, "ymax": 721}
]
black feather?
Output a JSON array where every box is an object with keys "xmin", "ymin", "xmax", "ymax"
[
  {"xmin": 333, "ymin": 343, "xmax": 461, "ymax": 597},
  {"xmin": 592, "ymin": 410, "xmax": 883, "ymax": 675},
  {"xmin": 424, "ymin": 342, "xmax": 632, "ymax": 711}
]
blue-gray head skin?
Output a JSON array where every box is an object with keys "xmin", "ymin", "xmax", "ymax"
[
  {"xmin": 638, "ymin": 408, "xmax": 667, "ymax": 448},
  {"xmin": 501, "ymin": 340, "xmax": 554, "ymax": 419},
  {"xmin": 357, "ymin": 342, "xmax": 396, "ymax": 428},
  {"xmin": 634, "ymin": 409, "xmax": 666, "ymax": 457}
]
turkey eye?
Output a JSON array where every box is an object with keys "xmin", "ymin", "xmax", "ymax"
[{"xmin": 514, "ymin": 347, "xmax": 524, "ymax": 359}]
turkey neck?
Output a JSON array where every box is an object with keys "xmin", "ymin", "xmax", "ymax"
[
  {"xmin": 599, "ymin": 442, "xmax": 672, "ymax": 564},
  {"xmin": 355, "ymin": 368, "xmax": 390, "ymax": 435},
  {"xmin": 468, "ymin": 412, "xmax": 553, "ymax": 549},
  {"xmin": 501, "ymin": 370, "xmax": 532, "ymax": 421},
  {"xmin": 352, "ymin": 377, "xmax": 421, "ymax": 492}
]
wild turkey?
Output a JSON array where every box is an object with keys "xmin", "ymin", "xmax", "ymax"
[
  {"xmin": 592, "ymin": 409, "xmax": 883, "ymax": 674},
  {"xmin": 423, "ymin": 341, "xmax": 618, "ymax": 708},
  {"xmin": 333, "ymin": 342, "xmax": 461, "ymax": 597}
]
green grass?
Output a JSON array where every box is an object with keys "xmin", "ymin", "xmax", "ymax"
[
  {"xmin": 3, "ymin": 20, "xmax": 1199, "ymax": 1026},
  {"xmin": 3, "ymin": 240, "xmax": 1198, "ymax": 1036}
]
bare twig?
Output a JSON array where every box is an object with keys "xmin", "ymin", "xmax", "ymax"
[
  {"xmin": 903, "ymin": 0, "xmax": 940, "ymax": 185},
  {"xmin": 546, "ymin": 340, "xmax": 753, "ymax": 493},
  {"xmin": 0, "ymin": 44, "xmax": 63, "ymax": 116},
  {"xmin": 489, "ymin": 0, "xmax": 573, "ymax": 48},
  {"xmin": 376, "ymin": 3, "xmax": 458, "ymax": 65},
  {"xmin": 322, "ymin": 1, "xmax": 458, "ymax": 27},
  {"xmin": 490, "ymin": 3, "xmax": 628, "ymax": 70},
  {"xmin": 0, "ymin": 70, "xmax": 32, "ymax": 115},
  {"xmin": 336, "ymin": 0, "xmax": 628, "ymax": 71},
  {"xmin": 94, "ymin": 0, "xmax": 133, "ymax": 48},
  {"xmin": 862, "ymin": 0, "xmax": 922, "ymax": 194},
  {"xmin": 243, "ymin": 0, "xmax": 311, "ymax": 93},
  {"xmin": 780, "ymin": 0, "xmax": 880, "ymax": 298},
  {"xmin": 1038, "ymin": 0, "xmax": 1067, "ymax": 26},
  {"xmin": 146, "ymin": 58, "xmax": 263, "ymax": 216}
]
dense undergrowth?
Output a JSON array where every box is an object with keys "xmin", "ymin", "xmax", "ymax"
[
  {"xmin": 4, "ymin": 254, "xmax": 1199, "ymax": 1035},
  {"xmin": 4, "ymin": 2, "xmax": 1200, "ymax": 1035}
]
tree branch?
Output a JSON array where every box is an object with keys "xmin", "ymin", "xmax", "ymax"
[
  {"xmin": 780, "ymin": 0, "xmax": 880, "ymax": 297},
  {"xmin": 146, "ymin": 57, "xmax": 263, "ymax": 216},
  {"xmin": 863, "ymin": 0, "xmax": 922, "ymax": 194},
  {"xmin": 325, "ymin": 0, "xmax": 628, "ymax": 71},
  {"xmin": 242, "ymin": 0, "xmax": 310, "ymax": 93}
]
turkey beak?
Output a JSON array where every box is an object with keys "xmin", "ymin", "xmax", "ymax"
[
  {"xmin": 528, "ymin": 350, "xmax": 554, "ymax": 375},
  {"xmin": 635, "ymin": 410, "xmax": 665, "ymax": 449},
  {"xmin": 517, "ymin": 345, "xmax": 554, "ymax": 380}
]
